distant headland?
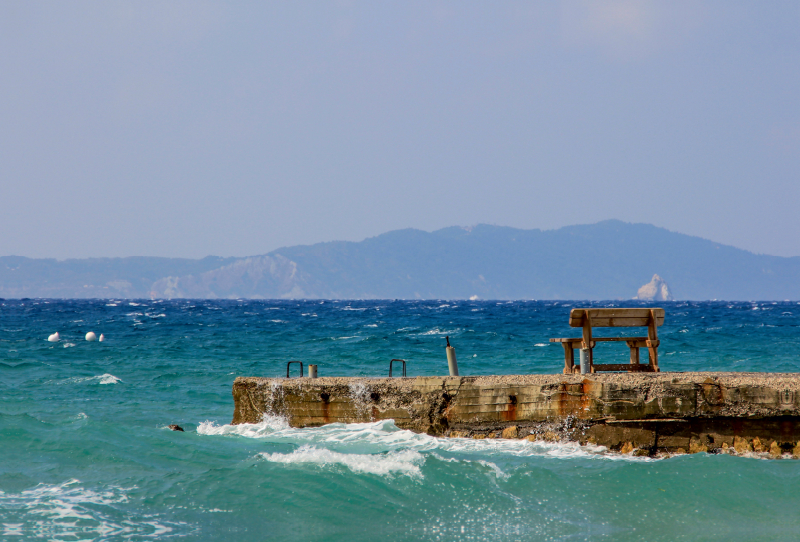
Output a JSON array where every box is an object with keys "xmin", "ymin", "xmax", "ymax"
[{"xmin": 1, "ymin": 220, "xmax": 798, "ymax": 300}]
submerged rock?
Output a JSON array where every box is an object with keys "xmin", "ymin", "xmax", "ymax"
[
  {"xmin": 501, "ymin": 426, "xmax": 518, "ymax": 439},
  {"xmin": 168, "ymin": 424, "xmax": 185, "ymax": 432},
  {"xmin": 636, "ymin": 274, "xmax": 673, "ymax": 301}
]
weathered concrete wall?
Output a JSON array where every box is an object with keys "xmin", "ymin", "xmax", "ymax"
[{"xmin": 232, "ymin": 373, "xmax": 800, "ymax": 456}]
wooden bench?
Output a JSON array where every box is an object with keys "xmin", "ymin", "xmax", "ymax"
[{"xmin": 550, "ymin": 308, "xmax": 664, "ymax": 374}]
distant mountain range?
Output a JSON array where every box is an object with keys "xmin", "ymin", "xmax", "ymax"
[{"xmin": 2, "ymin": 221, "xmax": 798, "ymax": 300}]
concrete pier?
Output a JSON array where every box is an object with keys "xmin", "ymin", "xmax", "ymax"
[{"xmin": 232, "ymin": 373, "xmax": 800, "ymax": 456}]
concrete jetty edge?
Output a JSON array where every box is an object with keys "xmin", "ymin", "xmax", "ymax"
[{"xmin": 232, "ymin": 372, "xmax": 800, "ymax": 457}]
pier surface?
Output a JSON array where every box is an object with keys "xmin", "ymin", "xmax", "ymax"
[{"xmin": 233, "ymin": 373, "xmax": 800, "ymax": 456}]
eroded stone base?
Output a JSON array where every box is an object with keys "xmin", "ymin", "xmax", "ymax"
[{"xmin": 232, "ymin": 372, "xmax": 800, "ymax": 457}]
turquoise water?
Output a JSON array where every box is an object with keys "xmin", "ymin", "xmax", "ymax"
[{"xmin": 3, "ymin": 299, "xmax": 800, "ymax": 541}]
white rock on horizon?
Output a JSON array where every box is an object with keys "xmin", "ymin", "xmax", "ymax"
[{"xmin": 636, "ymin": 274, "xmax": 673, "ymax": 301}]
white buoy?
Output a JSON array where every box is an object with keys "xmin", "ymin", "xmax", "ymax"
[
  {"xmin": 99, "ymin": 334, "xmax": 105, "ymax": 342},
  {"xmin": 85, "ymin": 331, "xmax": 97, "ymax": 342},
  {"xmin": 48, "ymin": 332, "xmax": 60, "ymax": 342}
]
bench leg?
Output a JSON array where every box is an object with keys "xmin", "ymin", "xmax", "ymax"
[
  {"xmin": 648, "ymin": 347, "xmax": 660, "ymax": 372},
  {"xmin": 562, "ymin": 344, "xmax": 574, "ymax": 374},
  {"xmin": 630, "ymin": 346, "xmax": 640, "ymax": 366}
]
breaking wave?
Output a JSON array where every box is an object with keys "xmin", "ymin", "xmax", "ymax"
[
  {"xmin": 197, "ymin": 418, "xmax": 652, "ymax": 480},
  {"xmin": 259, "ymin": 445, "xmax": 425, "ymax": 477}
]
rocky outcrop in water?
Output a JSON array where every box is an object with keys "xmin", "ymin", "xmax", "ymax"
[{"xmin": 636, "ymin": 274, "xmax": 673, "ymax": 301}]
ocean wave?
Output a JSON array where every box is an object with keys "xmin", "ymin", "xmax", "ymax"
[
  {"xmin": 198, "ymin": 419, "xmax": 650, "ymax": 463},
  {"xmin": 259, "ymin": 445, "xmax": 424, "ymax": 478},
  {"xmin": 0, "ymin": 479, "xmax": 185, "ymax": 540},
  {"xmin": 475, "ymin": 459, "xmax": 509, "ymax": 479},
  {"xmin": 415, "ymin": 328, "xmax": 459, "ymax": 336},
  {"xmin": 53, "ymin": 374, "xmax": 122, "ymax": 386},
  {"xmin": 198, "ymin": 416, "xmax": 289, "ymax": 437}
]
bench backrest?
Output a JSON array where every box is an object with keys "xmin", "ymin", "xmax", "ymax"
[{"xmin": 569, "ymin": 308, "xmax": 665, "ymax": 328}]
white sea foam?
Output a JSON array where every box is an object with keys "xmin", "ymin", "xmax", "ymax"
[
  {"xmin": 197, "ymin": 418, "xmax": 648, "ymax": 465},
  {"xmin": 476, "ymin": 459, "xmax": 509, "ymax": 479},
  {"xmin": 534, "ymin": 343, "xmax": 548, "ymax": 347},
  {"xmin": 416, "ymin": 328, "xmax": 459, "ymax": 336},
  {"xmin": 0, "ymin": 479, "xmax": 184, "ymax": 539},
  {"xmin": 62, "ymin": 342, "xmax": 76, "ymax": 348},
  {"xmin": 54, "ymin": 374, "xmax": 121, "ymax": 386},
  {"xmin": 259, "ymin": 445, "xmax": 424, "ymax": 477},
  {"xmin": 197, "ymin": 415, "xmax": 289, "ymax": 437},
  {"xmin": 97, "ymin": 374, "xmax": 121, "ymax": 384}
]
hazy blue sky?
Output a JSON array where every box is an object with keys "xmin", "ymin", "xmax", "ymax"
[{"xmin": 2, "ymin": 1, "xmax": 799, "ymax": 259}]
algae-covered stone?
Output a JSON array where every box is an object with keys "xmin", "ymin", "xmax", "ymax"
[
  {"xmin": 752, "ymin": 437, "xmax": 764, "ymax": 452},
  {"xmin": 794, "ymin": 442, "xmax": 800, "ymax": 458},
  {"xmin": 473, "ymin": 434, "xmax": 486, "ymax": 440},
  {"xmin": 501, "ymin": 426, "xmax": 518, "ymax": 439},
  {"xmin": 620, "ymin": 442, "xmax": 634, "ymax": 454},
  {"xmin": 769, "ymin": 441, "xmax": 782, "ymax": 458}
]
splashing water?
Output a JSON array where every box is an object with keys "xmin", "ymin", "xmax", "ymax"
[{"xmin": 4, "ymin": 299, "xmax": 800, "ymax": 541}]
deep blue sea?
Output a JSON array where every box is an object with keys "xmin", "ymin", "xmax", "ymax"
[{"xmin": 3, "ymin": 299, "xmax": 800, "ymax": 541}]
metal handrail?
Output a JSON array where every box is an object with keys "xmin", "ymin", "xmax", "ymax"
[
  {"xmin": 286, "ymin": 361, "xmax": 304, "ymax": 378},
  {"xmin": 389, "ymin": 359, "xmax": 406, "ymax": 377}
]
